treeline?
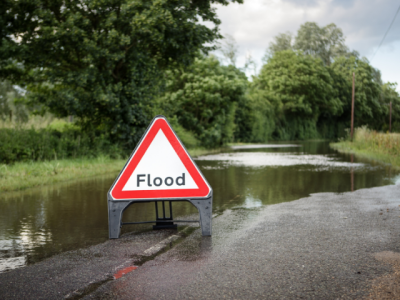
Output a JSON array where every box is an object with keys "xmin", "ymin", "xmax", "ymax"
[
  {"xmin": 0, "ymin": 0, "xmax": 399, "ymax": 163},
  {"xmin": 2, "ymin": 49, "xmax": 399, "ymax": 152},
  {"xmin": 153, "ymin": 22, "xmax": 400, "ymax": 146}
]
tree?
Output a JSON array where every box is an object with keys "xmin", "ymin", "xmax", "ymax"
[
  {"xmin": 0, "ymin": 80, "xmax": 13, "ymax": 122},
  {"xmin": 330, "ymin": 56, "xmax": 383, "ymax": 129},
  {"xmin": 294, "ymin": 22, "xmax": 349, "ymax": 65},
  {"xmin": 265, "ymin": 22, "xmax": 354, "ymax": 66},
  {"xmin": 243, "ymin": 51, "xmax": 257, "ymax": 77},
  {"xmin": 0, "ymin": 0, "xmax": 242, "ymax": 148},
  {"xmin": 239, "ymin": 86, "xmax": 275, "ymax": 142},
  {"xmin": 263, "ymin": 32, "xmax": 293, "ymax": 61},
  {"xmin": 381, "ymin": 82, "xmax": 400, "ymax": 131},
  {"xmin": 254, "ymin": 50, "xmax": 342, "ymax": 139},
  {"xmin": 0, "ymin": 80, "xmax": 28, "ymax": 123},
  {"xmin": 155, "ymin": 55, "xmax": 247, "ymax": 147},
  {"xmin": 220, "ymin": 34, "xmax": 239, "ymax": 66}
]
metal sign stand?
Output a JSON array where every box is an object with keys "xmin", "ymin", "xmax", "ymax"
[
  {"xmin": 107, "ymin": 194, "xmax": 212, "ymax": 238},
  {"xmin": 153, "ymin": 201, "xmax": 176, "ymax": 230}
]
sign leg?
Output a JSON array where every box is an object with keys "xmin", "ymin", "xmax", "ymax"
[
  {"xmin": 108, "ymin": 200, "xmax": 131, "ymax": 239},
  {"xmin": 189, "ymin": 196, "xmax": 212, "ymax": 236}
]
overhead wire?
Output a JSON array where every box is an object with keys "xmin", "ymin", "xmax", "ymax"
[{"xmin": 370, "ymin": 3, "xmax": 400, "ymax": 62}]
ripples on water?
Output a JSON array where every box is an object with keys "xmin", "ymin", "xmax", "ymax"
[
  {"xmin": 196, "ymin": 152, "xmax": 366, "ymax": 168},
  {"xmin": 1, "ymin": 141, "xmax": 399, "ymax": 272}
]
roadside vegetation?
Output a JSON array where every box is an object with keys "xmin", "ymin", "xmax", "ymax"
[
  {"xmin": 331, "ymin": 127, "xmax": 400, "ymax": 169},
  {"xmin": 0, "ymin": 156, "xmax": 125, "ymax": 192},
  {"xmin": 1, "ymin": 0, "xmax": 400, "ymax": 190},
  {"xmin": 0, "ymin": 147, "xmax": 221, "ymax": 192}
]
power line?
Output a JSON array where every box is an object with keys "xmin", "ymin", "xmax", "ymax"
[{"xmin": 370, "ymin": 4, "xmax": 400, "ymax": 62}]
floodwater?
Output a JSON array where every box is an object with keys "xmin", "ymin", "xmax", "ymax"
[{"xmin": 1, "ymin": 141, "xmax": 399, "ymax": 273}]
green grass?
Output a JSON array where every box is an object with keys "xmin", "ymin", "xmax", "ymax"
[
  {"xmin": 0, "ymin": 148, "xmax": 220, "ymax": 193},
  {"xmin": 187, "ymin": 148, "xmax": 222, "ymax": 157},
  {"xmin": 0, "ymin": 156, "xmax": 127, "ymax": 192},
  {"xmin": 331, "ymin": 127, "xmax": 400, "ymax": 169}
]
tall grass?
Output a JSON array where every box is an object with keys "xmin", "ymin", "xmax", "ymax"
[
  {"xmin": 353, "ymin": 127, "xmax": 400, "ymax": 156},
  {"xmin": 0, "ymin": 156, "xmax": 127, "ymax": 192},
  {"xmin": 331, "ymin": 127, "xmax": 400, "ymax": 168},
  {"xmin": 0, "ymin": 145, "xmax": 219, "ymax": 193}
]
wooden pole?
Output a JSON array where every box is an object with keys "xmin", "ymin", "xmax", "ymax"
[
  {"xmin": 389, "ymin": 101, "xmax": 392, "ymax": 133},
  {"xmin": 351, "ymin": 72, "xmax": 355, "ymax": 141}
]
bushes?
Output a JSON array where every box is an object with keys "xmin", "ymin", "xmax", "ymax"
[
  {"xmin": 0, "ymin": 127, "xmax": 125, "ymax": 164},
  {"xmin": 167, "ymin": 117, "xmax": 200, "ymax": 149},
  {"xmin": 0, "ymin": 120, "xmax": 204, "ymax": 164},
  {"xmin": 155, "ymin": 56, "xmax": 247, "ymax": 148}
]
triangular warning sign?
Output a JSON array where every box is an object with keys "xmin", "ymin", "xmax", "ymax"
[{"xmin": 110, "ymin": 116, "xmax": 211, "ymax": 200}]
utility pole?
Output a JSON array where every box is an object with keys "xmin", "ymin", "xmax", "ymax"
[
  {"xmin": 389, "ymin": 101, "xmax": 392, "ymax": 133},
  {"xmin": 351, "ymin": 72, "xmax": 355, "ymax": 141}
]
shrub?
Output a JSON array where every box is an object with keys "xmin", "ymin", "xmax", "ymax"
[{"xmin": 0, "ymin": 127, "xmax": 125, "ymax": 164}]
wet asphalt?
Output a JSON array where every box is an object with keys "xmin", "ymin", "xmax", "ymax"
[{"xmin": 1, "ymin": 184, "xmax": 400, "ymax": 299}]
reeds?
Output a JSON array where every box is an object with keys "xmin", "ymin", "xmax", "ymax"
[
  {"xmin": 354, "ymin": 127, "xmax": 400, "ymax": 157},
  {"xmin": 331, "ymin": 127, "xmax": 400, "ymax": 168}
]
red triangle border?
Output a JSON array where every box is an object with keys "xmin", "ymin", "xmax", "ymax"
[{"xmin": 110, "ymin": 117, "xmax": 211, "ymax": 200}]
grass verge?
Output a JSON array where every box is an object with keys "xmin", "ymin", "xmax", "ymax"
[
  {"xmin": 0, "ymin": 156, "xmax": 126, "ymax": 193},
  {"xmin": 0, "ymin": 148, "xmax": 220, "ymax": 193},
  {"xmin": 330, "ymin": 127, "xmax": 400, "ymax": 169}
]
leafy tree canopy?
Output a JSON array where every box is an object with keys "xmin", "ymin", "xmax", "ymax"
[
  {"xmin": 381, "ymin": 82, "xmax": 400, "ymax": 131},
  {"xmin": 255, "ymin": 50, "xmax": 346, "ymax": 140},
  {"xmin": 265, "ymin": 22, "xmax": 358, "ymax": 65},
  {"xmin": 255, "ymin": 50, "xmax": 342, "ymax": 119},
  {"xmin": 264, "ymin": 32, "xmax": 293, "ymax": 61},
  {"xmin": 295, "ymin": 22, "xmax": 350, "ymax": 65},
  {"xmin": 155, "ymin": 55, "xmax": 247, "ymax": 147},
  {"xmin": 219, "ymin": 34, "xmax": 239, "ymax": 67},
  {"xmin": 330, "ymin": 56, "xmax": 383, "ymax": 128},
  {"xmin": 0, "ymin": 0, "xmax": 242, "ymax": 148},
  {"xmin": 0, "ymin": 80, "xmax": 28, "ymax": 123}
]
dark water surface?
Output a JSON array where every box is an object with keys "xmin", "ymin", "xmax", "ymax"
[{"xmin": 1, "ymin": 141, "xmax": 399, "ymax": 272}]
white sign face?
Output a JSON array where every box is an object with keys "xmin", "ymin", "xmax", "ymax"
[
  {"xmin": 122, "ymin": 129, "xmax": 198, "ymax": 191},
  {"xmin": 110, "ymin": 116, "xmax": 211, "ymax": 200}
]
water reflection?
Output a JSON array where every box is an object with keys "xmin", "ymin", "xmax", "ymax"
[
  {"xmin": 0, "ymin": 141, "xmax": 399, "ymax": 272},
  {"xmin": 230, "ymin": 144, "xmax": 300, "ymax": 150},
  {"xmin": 196, "ymin": 152, "xmax": 365, "ymax": 168},
  {"xmin": 198, "ymin": 142, "xmax": 398, "ymax": 210}
]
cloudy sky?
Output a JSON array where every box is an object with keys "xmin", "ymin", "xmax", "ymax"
[{"xmin": 212, "ymin": 0, "xmax": 400, "ymax": 89}]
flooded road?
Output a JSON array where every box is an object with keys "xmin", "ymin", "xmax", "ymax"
[{"xmin": 1, "ymin": 141, "xmax": 399, "ymax": 273}]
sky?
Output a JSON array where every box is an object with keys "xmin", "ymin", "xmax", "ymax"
[{"xmin": 211, "ymin": 0, "xmax": 400, "ymax": 90}]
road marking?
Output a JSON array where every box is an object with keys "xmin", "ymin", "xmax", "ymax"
[
  {"xmin": 113, "ymin": 266, "xmax": 138, "ymax": 279},
  {"xmin": 143, "ymin": 235, "xmax": 180, "ymax": 256}
]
